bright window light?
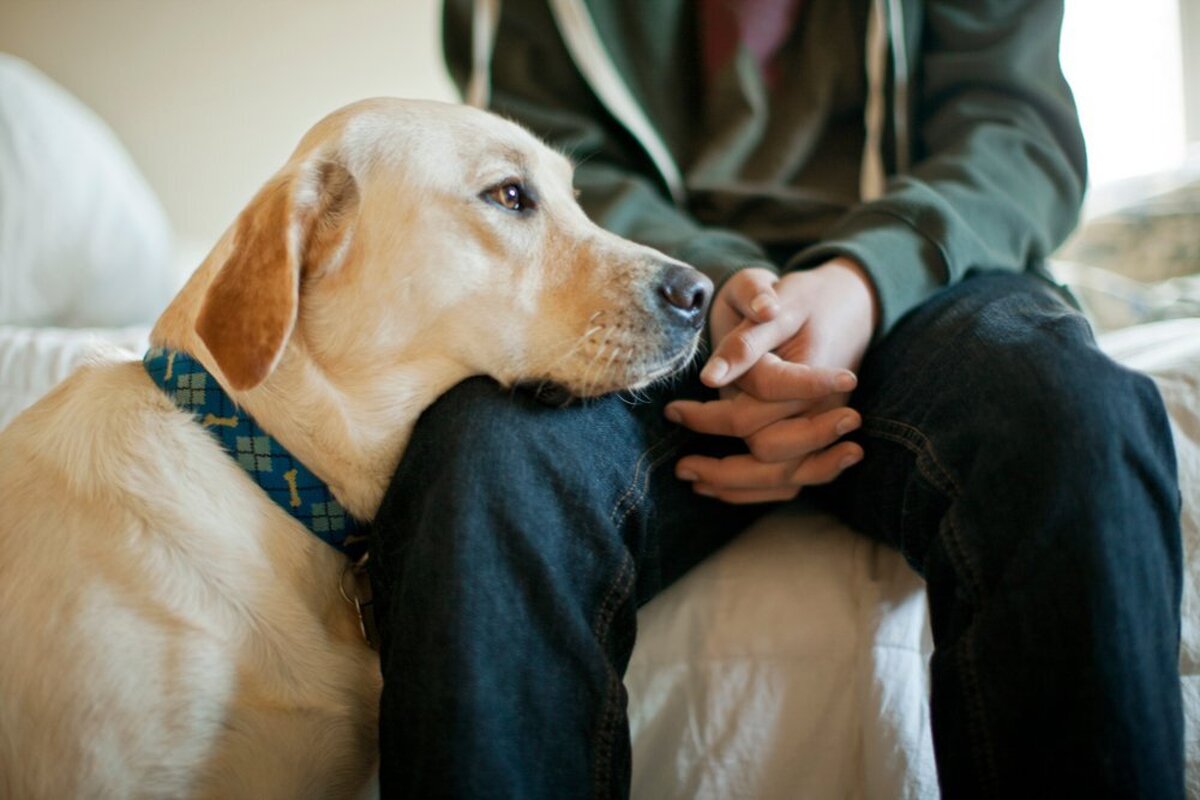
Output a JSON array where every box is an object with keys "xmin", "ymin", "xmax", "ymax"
[{"xmin": 1060, "ymin": 0, "xmax": 1187, "ymax": 186}]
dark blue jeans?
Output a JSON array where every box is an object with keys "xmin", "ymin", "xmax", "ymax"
[{"xmin": 368, "ymin": 272, "xmax": 1183, "ymax": 799}]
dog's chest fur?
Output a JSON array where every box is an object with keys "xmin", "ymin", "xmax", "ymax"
[{"xmin": 0, "ymin": 356, "xmax": 379, "ymax": 798}]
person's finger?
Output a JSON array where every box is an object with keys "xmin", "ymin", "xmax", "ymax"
[
  {"xmin": 675, "ymin": 442, "xmax": 864, "ymax": 492},
  {"xmin": 735, "ymin": 352, "xmax": 858, "ymax": 402},
  {"xmin": 675, "ymin": 453, "xmax": 794, "ymax": 490},
  {"xmin": 702, "ymin": 316, "xmax": 793, "ymax": 388},
  {"xmin": 720, "ymin": 268, "xmax": 781, "ymax": 324},
  {"xmin": 692, "ymin": 484, "xmax": 801, "ymax": 505},
  {"xmin": 665, "ymin": 395, "xmax": 809, "ymax": 438},
  {"xmin": 788, "ymin": 441, "xmax": 864, "ymax": 486},
  {"xmin": 745, "ymin": 407, "xmax": 861, "ymax": 463}
]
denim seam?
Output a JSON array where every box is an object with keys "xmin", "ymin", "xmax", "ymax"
[
  {"xmin": 954, "ymin": 593, "xmax": 1002, "ymax": 797},
  {"xmin": 590, "ymin": 551, "xmax": 636, "ymax": 799},
  {"xmin": 611, "ymin": 442, "xmax": 684, "ymax": 531},
  {"xmin": 609, "ymin": 430, "xmax": 685, "ymax": 528},
  {"xmin": 864, "ymin": 418, "xmax": 962, "ymax": 496},
  {"xmin": 861, "ymin": 419, "xmax": 983, "ymax": 596},
  {"xmin": 864, "ymin": 416, "xmax": 1000, "ymax": 792},
  {"xmin": 608, "ymin": 434, "xmax": 677, "ymax": 521}
]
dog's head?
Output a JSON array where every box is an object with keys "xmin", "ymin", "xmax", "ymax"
[
  {"xmin": 152, "ymin": 99, "xmax": 711, "ymax": 513},
  {"xmin": 182, "ymin": 98, "xmax": 710, "ymax": 402}
]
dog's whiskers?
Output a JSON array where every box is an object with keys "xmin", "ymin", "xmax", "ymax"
[
  {"xmin": 602, "ymin": 346, "xmax": 622, "ymax": 387},
  {"xmin": 585, "ymin": 345, "xmax": 608, "ymax": 396},
  {"xmin": 534, "ymin": 318, "xmax": 610, "ymax": 390},
  {"xmin": 581, "ymin": 330, "xmax": 616, "ymax": 397}
]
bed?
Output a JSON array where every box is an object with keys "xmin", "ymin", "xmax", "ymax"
[{"xmin": 2, "ymin": 55, "xmax": 1198, "ymax": 798}]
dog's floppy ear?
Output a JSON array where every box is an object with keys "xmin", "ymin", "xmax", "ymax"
[{"xmin": 196, "ymin": 157, "xmax": 359, "ymax": 391}]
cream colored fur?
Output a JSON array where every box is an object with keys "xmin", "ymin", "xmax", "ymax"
[{"xmin": 0, "ymin": 98, "xmax": 707, "ymax": 798}]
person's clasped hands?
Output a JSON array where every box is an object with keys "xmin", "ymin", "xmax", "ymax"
[{"xmin": 666, "ymin": 257, "xmax": 880, "ymax": 504}]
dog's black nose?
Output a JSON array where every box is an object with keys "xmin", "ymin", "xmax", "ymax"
[{"xmin": 657, "ymin": 264, "xmax": 712, "ymax": 328}]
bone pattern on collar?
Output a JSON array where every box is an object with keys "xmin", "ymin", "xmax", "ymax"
[{"xmin": 143, "ymin": 347, "xmax": 367, "ymax": 560}]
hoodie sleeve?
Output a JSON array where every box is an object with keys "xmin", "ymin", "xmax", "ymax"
[
  {"xmin": 442, "ymin": 0, "xmax": 778, "ymax": 289},
  {"xmin": 788, "ymin": 0, "xmax": 1087, "ymax": 336}
]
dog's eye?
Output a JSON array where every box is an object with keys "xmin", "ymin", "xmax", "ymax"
[{"xmin": 483, "ymin": 181, "xmax": 536, "ymax": 213}]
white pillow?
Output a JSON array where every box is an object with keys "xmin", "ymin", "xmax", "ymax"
[
  {"xmin": 0, "ymin": 324, "xmax": 150, "ymax": 431},
  {"xmin": 0, "ymin": 54, "xmax": 174, "ymax": 327}
]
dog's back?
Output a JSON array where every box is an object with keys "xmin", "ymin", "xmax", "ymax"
[{"xmin": 0, "ymin": 355, "xmax": 379, "ymax": 798}]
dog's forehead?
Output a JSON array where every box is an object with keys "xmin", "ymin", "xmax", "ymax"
[{"xmin": 327, "ymin": 99, "xmax": 572, "ymax": 187}]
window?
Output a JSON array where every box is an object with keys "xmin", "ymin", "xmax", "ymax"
[{"xmin": 1061, "ymin": 0, "xmax": 1193, "ymax": 186}]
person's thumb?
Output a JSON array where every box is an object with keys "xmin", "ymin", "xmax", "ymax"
[
  {"xmin": 702, "ymin": 316, "xmax": 789, "ymax": 387},
  {"xmin": 718, "ymin": 268, "xmax": 780, "ymax": 324}
]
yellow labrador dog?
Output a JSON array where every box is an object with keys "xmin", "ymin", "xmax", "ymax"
[{"xmin": 0, "ymin": 98, "xmax": 711, "ymax": 798}]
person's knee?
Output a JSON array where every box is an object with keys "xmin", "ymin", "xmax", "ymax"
[
  {"xmin": 399, "ymin": 377, "xmax": 646, "ymax": 495},
  {"xmin": 401, "ymin": 377, "xmax": 546, "ymax": 485},
  {"xmin": 945, "ymin": 288, "xmax": 1163, "ymax": 464},
  {"xmin": 375, "ymin": 377, "xmax": 645, "ymax": 554},
  {"xmin": 987, "ymin": 336, "xmax": 1169, "ymax": 477},
  {"xmin": 368, "ymin": 378, "xmax": 645, "ymax": 634},
  {"xmin": 959, "ymin": 323, "xmax": 1179, "ymax": 585}
]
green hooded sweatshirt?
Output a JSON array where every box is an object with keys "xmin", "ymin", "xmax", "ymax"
[{"xmin": 443, "ymin": 0, "xmax": 1087, "ymax": 338}]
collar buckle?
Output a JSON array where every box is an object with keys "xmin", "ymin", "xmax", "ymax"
[{"xmin": 340, "ymin": 553, "xmax": 378, "ymax": 650}]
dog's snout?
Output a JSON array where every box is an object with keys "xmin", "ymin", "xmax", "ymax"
[{"xmin": 657, "ymin": 264, "xmax": 712, "ymax": 328}]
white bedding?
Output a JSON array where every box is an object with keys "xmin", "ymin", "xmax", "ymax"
[
  {"xmin": 2, "ymin": 318, "xmax": 1198, "ymax": 798},
  {"xmin": 0, "ymin": 324, "xmax": 150, "ymax": 431}
]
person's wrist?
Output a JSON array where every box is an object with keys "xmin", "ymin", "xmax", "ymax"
[{"xmin": 819, "ymin": 256, "xmax": 880, "ymax": 334}]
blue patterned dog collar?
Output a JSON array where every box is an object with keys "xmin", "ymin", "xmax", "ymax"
[{"xmin": 143, "ymin": 348, "xmax": 367, "ymax": 560}]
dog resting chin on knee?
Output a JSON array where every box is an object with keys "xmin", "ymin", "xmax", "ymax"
[{"xmin": 0, "ymin": 98, "xmax": 710, "ymax": 799}]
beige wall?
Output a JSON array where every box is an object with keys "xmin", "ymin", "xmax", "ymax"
[{"xmin": 0, "ymin": 0, "xmax": 457, "ymax": 247}]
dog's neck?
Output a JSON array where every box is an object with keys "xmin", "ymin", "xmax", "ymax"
[
  {"xmin": 151, "ymin": 256, "xmax": 472, "ymax": 521},
  {"xmin": 230, "ymin": 348, "xmax": 470, "ymax": 519}
]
